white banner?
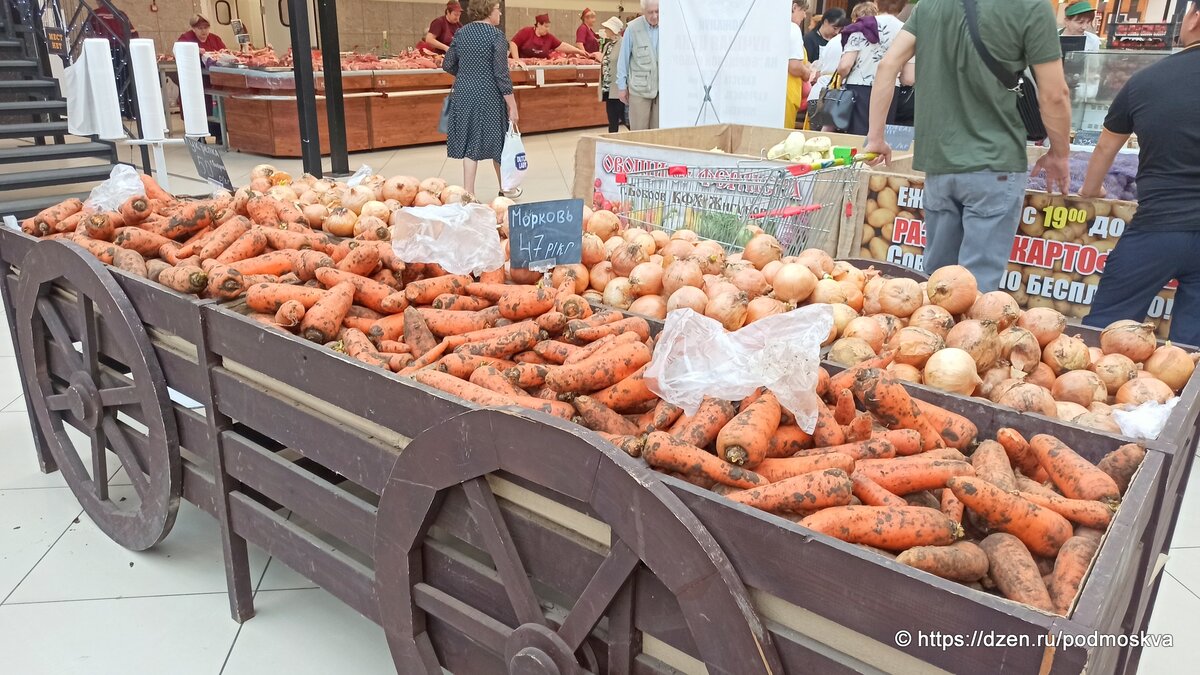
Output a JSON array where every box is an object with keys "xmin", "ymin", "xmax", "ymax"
[{"xmin": 659, "ymin": 0, "xmax": 790, "ymax": 129}]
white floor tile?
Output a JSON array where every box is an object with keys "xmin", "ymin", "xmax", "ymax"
[
  {"xmin": 0, "ymin": 411, "xmax": 63, "ymax": 490},
  {"xmin": 1163, "ymin": 548, "xmax": 1200, "ymax": 597},
  {"xmin": 1140, "ymin": 573, "xmax": 1200, "ymax": 671},
  {"xmin": 4, "ymin": 394, "xmax": 26, "ymax": 413},
  {"xmin": 0, "ymin": 357, "xmax": 28, "ymax": 416},
  {"xmin": 1168, "ymin": 465, "xmax": 1200, "ymax": 549},
  {"xmin": 0, "ymin": 489, "xmax": 81, "ymax": 600},
  {"xmin": 255, "ymin": 556, "xmax": 319, "ymax": 592},
  {"xmin": 6, "ymin": 488, "xmax": 269, "ymax": 604},
  {"xmin": 0, "ymin": 593, "xmax": 240, "ymax": 675},
  {"xmin": 222, "ymin": 588, "xmax": 394, "ymax": 675}
]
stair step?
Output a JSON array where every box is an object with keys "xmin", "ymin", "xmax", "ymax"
[
  {"xmin": 0, "ymin": 192, "xmax": 93, "ymax": 220},
  {"xmin": 0, "ymin": 121, "xmax": 68, "ymax": 139},
  {"xmin": 0, "ymin": 141, "xmax": 112, "ymax": 165},
  {"xmin": 0, "ymin": 79, "xmax": 56, "ymax": 92},
  {"xmin": 0, "ymin": 59, "xmax": 37, "ymax": 70},
  {"xmin": 0, "ymin": 164, "xmax": 118, "ymax": 192},
  {"xmin": 0, "ymin": 99, "xmax": 66, "ymax": 114}
]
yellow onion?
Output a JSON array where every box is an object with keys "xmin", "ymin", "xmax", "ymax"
[
  {"xmin": 628, "ymin": 294, "xmax": 667, "ymax": 319},
  {"xmin": 926, "ymin": 265, "xmax": 978, "ymax": 315},
  {"xmin": 878, "ymin": 278, "xmax": 923, "ymax": 318},
  {"xmin": 796, "ymin": 248, "xmax": 834, "ymax": 278},
  {"xmin": 1090, "ymin": 353, "xmax": 1137, "ymax": 395},
  {"xmin": 1052, "ymin": 370, "xmax": 1108, "ymax": 407},
  {"xmin": 552, "ymin": 264, "xmax": 589, "ymax": 295},
  {"xmin": 890, "ymin": 327, "xmax": 944, "ymax": 368},
  {"xmin": 1026, "ymin": 362, "xmax": 1057, "ymax": 390},
  {"xmin": 830, "ymin": 304, "xmax": 859, "ymax": 337},
  {"xmin": 628, "ymin": 262, "xmax": 664, "ymax": 297},
  {"xmin": 691, "ymin": 241, "xmax": 726, "ymax": 275},
  {"xmin": 887, "ymin": 362, "xmax": 923, "ymax": 384},
  {"xmin": 1100, "ymin": 320, "xmax": 1157, "ymax": 362},
  {"xmin": 1075, "ymin": 411, "xmax": 1122, "ymax": 434},
  {"xmin": 829, "ymin": 337, "xmax": 877, "ymax": 366},
  {"xmin": 1145, "ymin": 344, "xmax": 1195, "ymax": 392},
  {"xmin": 1116, "ymin": 378, "xmax": 1173, "ymax": 405},
  {"xmin": 1043, "ymin": 334, "xmax": 1090, "ymax": 375},
  {"xmin": 872, "ymin": 314, "xmax": 903, "ymax": 341},
  {"xmin": 771, "ymin": 263, "xmax": 818, "ymax": 303},
  {"xmin": 582, "ymin": 233, "xmax": 607, "ymax": 266},
  {"xmin": 999, "ymin": 327, "xmax": 1042, "ymax": 374},
  {"xmin": 924, "ymin": 348, "xmax": 982, "ymax": 395},
  {"xmin": 728, "ymin": 267, "xmax": 771, "ymax": 298},
  {"xmin": 611, "ymin": 242, "xmax": 650, "ymax": 277},
  {"xmin": 946, "ymin": 319, "xmax": 1000, "ymax": 371},
  {"xmin": 810, "ymin": 277, "xmax": 847, "ymax": 305},
  {"xmin": 587, "ymin": 210, "xmax": 621, "ymax": 240},
  {"xmin": 705, "ymin": 291, "xmax": 750, "ymax": 330},
  {"xmin": 602, "ymin": 277, "xmax": 635, "ymax": 309},
  {"xmin": 746, "ymin": 296, "xmax": 787, "ymax": 323},
  {"xmin": 908, "ymin": 304, "xmax": 955, "ymax": 338},
  {"xmin": 667, "ymin": 286, "xmax": 708, "ymax": 314},
  {"xmin": 1056, "ymin": 401, "xmax": 1090, "ymax": 422},
  {"xmin": 589, "ymin": 261, "xmax": 617, "ymax": 292},
  {"xmin": 997, "ymin": 382, "xmax": 1058, "ymax": 416},
  {"xmin": 742, "ymin": 233, "xmax": 783, "ymax": 270},
  {"xmin": 844, "ymin": 317, "xmax": 887, "ymax": 353},
  {"xmin": 968, "ymin": 291, "xmax": 1021, "ymax": 329},
  {"xmin": 662, "ymin": 260, "xmax": 703, "ymax": 296}
]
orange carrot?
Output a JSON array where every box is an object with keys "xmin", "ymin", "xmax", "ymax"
[
  {"xmin": 638, "ymin": 399, "xmax": 684, "ymax": 434},
  {"xmin": 118, "ymin": 195, "xmax": 154, "ymax": 225},
  {"xmin": 372, "ymin": 268, "xmax": 403, "ymax": 291},
  {"xmin": 854, "ymin": 456, "xmax": 973, "ymax": 494},
  {"xmin": 729, "ymin": 469, "xmax": 854, "ymax": 513},
  {"xmin": 313, "ymin": 267, "xmax": 394, "ymax": 314},
  {"xmin": 293, "ymin": 250, "xmax": 335, "ymax": 282},
  {"xmin": 336, "ymin": 244, "xmax": 381, "ymax": 276},
  {"xmin": 464, "ymin": 282, "xmax": 518, "ymax": 301},
  {"xmin": 157, "ymin": 265, "xmax": 208, "ymax": 295},
  {"xmin": 469, "ymin": 365, "xmax": 529, "ymax": 397},
  {"xmin": 1018, "ymin": 490, "xmax": 1114, "ymax": 529},
  {"xmin": 1096, "ymin": 443, "xmax": 1145, "ymax": 496},
  {"xmin": 146, "ymin": 259, "xmax": 171, "ymax": 283},
  {"xmin": 231, "ymin": 250, "xmax": 299, "ymax": 277},
  {"xmin": 642, "ymin": 431, "xmax": 767, "ymax": 489},
  {"xmin": 596, "ymin": 432, "xmax": 645, "ymax": 458},
  {"xmin": 766, "ymin": 425, "xmax": 814, "ymax": 457},
  {"xmin": 81, "ymin": 212, "xmax": 118, "ymax": 241},
  {"xmin": 113, "ymin": 227, "xmax": 174, "ymax": 256},
  {"xmin": 571, "ymin": 395, "xmax": 642, "ymax": 435},
  {"xmin": 454, "ymin": 324, "xmax": 542, "ymax": 359},
  {"xmin": 1029, "ymin": 435, "xmax": 1121, "ymax": 503},
  {"xmin": 410, "ymin": 370, "xmax": 575, "ymax": 420},
  {"xmin": 197, "ymin": 217, "xmax": 251, "ymax": 260},
  {"xmin": 246, "ymin": 194, "xmax": 280, "ymax": 227},
  {"xmin": 873, "ymin": 429, "xmax": 923, "ymax": 456},
  {"xmin": 940, "ymin": 487, "xmax": 964, "ymax": 524},
  {"xmin": 996, "ymin": 428, "xmax": 1045, "ymax": 479},
  {"xmin": 139, "ymin": 173, "xmax": 173, "ymax": 202},
  {"xmin": 406, "ymin": 274, "xmax": 473, "ymax": 305},
  {"xmin": 260, "ymin": 227, "xmax": 330, "ymax": 252},
  {"xmin": 435, "ymin": 354, "xmax": 513, "ymax": 379},
  {"xmin": 478, "ymin": 268, "xmax": 505, "ymax": 285},
  {"xmin": 275, "ymin": 300, "xmax": 306, "ymax": 328},
  {"xmin": 670, "ymin": 397, "xmax": 738, "ymax": 450},
  {"xmin": 947, "ymin": 476, "xmax": 1073, "ymax": 557},
  {"xmin": 300, "ymin": 281, "xmax": 355, "ymax": 343},
  {"xmin": 536, "ymin": 311, "xmax": 568, "ymax": 334},
  {"xmin": 1048, "ymin": 535, "xmax": 1101, "ymax": 615},
  {"xmin": 813, "ymin": 404, "xmax": 846, "ymax": 447},
  {"xmin": 245, "ymin": 283, "xmax": 328, "ymax": 313},
  {"xmin": 26, "ymin": 198, "xmax": 84, "ymax": 236},
  {"xmin": 851, "ymin": 471, "xmax": 907, "ymax": 507},
  {"xmin": 845, "ymin": 411, "xmax": 874, "ymax": 442},
  {"xmin": 203, "ymin": 262, "xmax": 245, "ymax": 300},
  {"xmin": 432, "ymin": 294, "xmax": 493, "ymax": 311},
  {"xmin": 533, "ymin": 340, "xmax": 579, "ymax": 364},
  {"xmin": 214, "ymin": 228, "xmax": 268, "ymax": 264},
  {"xmin": 828, "ymin": 353, "xmax": 895, "ymax": 394},
  {"xmin": 69, "ymin": 236, "xmax": 118, "ymax": 264},
  {"xmin": 496, "ymin": 285, "xmax": 558, "ymax": 320},
  {"xmin": 544, "ymin": 342, "xmax": 652, "ymax": 393},
  {"xmin": 896, "ymin": 541, "xmax": 990, "ymax": 582},
  {"xmin": 979, "ymin": 533, "xmax": 1055, "ymax": 612},
  {"xmin": 377, "ymin": 340, "xmax": 412, "ymax": 355},
  {"xmin": 160, "ymin": 203, "xmax": 217, "ymax": 239},
  {"xmin": 834, "ymin": 389, "xmax": 857, "ymax": 425},
  {"xmin": 505, "ymin": 362, "xmax": 551, "ymax": 388},
  {"xmin": 402, "ymin": 307, "xmax": 439, "ymax": 357},
  {"xmin": 111, "ymin": 248, "xmax": 147, "ymax": 277},
  {"xmin": 569, "ymin": 316, "xmax": 651, "ymax": 343},
  {"xmin": 799, "ymin": 506, "xmax": 959, "ymax": 551},
  {"xmin": 851, "ymin": 369, "xmax": 944, "ymax": 450},
  {"xmin": 913, "ymin": 399, "xmax": 978, "ymax": 450},
  {"xmin": 971, "ymin": 440, "xmax": 1017, "ymax": 492},
  {"xmin": 754, "ymin": 453, "xmax": 855, "ymax": 482},
  {"xmin": 417, "ymin": 308, "xmax": 494, "ymax": 337},
  {"xmin": 921, "ymin": 448, "xmax": 970, "ymax": 462},
  {"xmin": 716, "ymin": 390, "xmax": 782, "ymax": 467}
]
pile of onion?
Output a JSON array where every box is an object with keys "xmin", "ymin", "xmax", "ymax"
[{"xmin": 923, "ymin": 348, "xmax": 981, "ymax": 396}]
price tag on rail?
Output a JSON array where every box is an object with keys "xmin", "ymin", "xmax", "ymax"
[
  {"xmin": 185, "ymin": 138, "xmax": 234, "ymax": 191},
  {"xmin": 507, "ymin": 198, "xmax": 584, "ymax": 271}
]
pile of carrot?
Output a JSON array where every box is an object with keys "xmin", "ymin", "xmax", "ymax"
[{"xmin": 19, "ymin": 174, "xmax": 1147, "ymax": 619}]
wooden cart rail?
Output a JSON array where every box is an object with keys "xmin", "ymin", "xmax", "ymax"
[{"xmin": 0, "ymin": 227, "xmax": 1185, "ymax": 674}]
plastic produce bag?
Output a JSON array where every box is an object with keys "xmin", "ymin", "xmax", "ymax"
[
  {"xmin": 645, "ymin": 304, "xmax": 833, "ymax": 433},
  {"xmin": 391, "ymin": 202, "xmax": 506, "ymax": 276},
  {"xmin": 500, "ymin": 122, "xmax": 528, "ymax": 191},
  {"xmin": 84, "ymin": 165, "xmax": 145, "ymax": 213},
  {"xmin": 1113, "ymin": 397, "xmax": 1178, "ymax": 441},
  {"xmin": 346, "ymin": 164, "xmax": 374, "ymax": 187}
]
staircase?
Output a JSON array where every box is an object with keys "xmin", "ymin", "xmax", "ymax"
[{"xmin": 0, "ymin": 0, "xmax": 122, "ymax": 219}]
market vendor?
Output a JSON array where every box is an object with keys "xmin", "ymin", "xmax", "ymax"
[
  {"xmin": 510, "ymin": 15, "xmax": 598, "ymax": 61},
  {"xmin": 1060, "ymin": 1, "xmax": 1102, "ymax": 51},
  {"xmin": 576, "ymin": 8, "xmax": 601, "ymax": 54},
  {"xmin": 177, "ymin": 14, "xmax": 226, "ymax": 53},
  {"xmin": 417, "ymin": 2, "xmax": 463, "ymax": 54},
  {"xmin": 1080, "ymin": 1, "xmax": 1200, "ymax": 345}
]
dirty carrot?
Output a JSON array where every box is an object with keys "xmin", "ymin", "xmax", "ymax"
[
  {"xmin": 214, "ymin": 228, "xmax": 268, "ymax": 264},
  {"xmin": 81, "ymin": 213, "xmax": 118, "ymax": 241},
  {"xmin": 146, "ymin": 259, "xmax": 171, "ymax": 283},
  {"xmin": 896, "ymin": 541, "xmax": 990, "ymax": 583},
  {"xmin": 971, "ymin": 440, "xmax": 1018, "ymax": 492},
  {"xmin": 794, "ymin": 437, "xmax": 896, "ymax": 461},
  {"xmin": 845, "ymin": 412, "xmax": 874, "ymax": 442},
  {"xmin": 436, "ymin": 354, "xmax": 514, "ymax": 379},
  {"xmin": 853, "ymin": 456, "xmax": 973, "ymax": 494},
  {"xmin": 139, "ymin": 173, "xmax": 173, "ymax": 202},
  {"xmin": 827, "ymin": 352, "xmax": 896, "ymax": 394},
  {"xmin": 536, "ymin": 311, "xmax": 568, "ymax": 334},
  {"xmin": 716, "ymin": 390, "xmax": 782, "ymax": 467},
  {"xmin": 406, "ymin": 274, "xmax": 473, "ymax": 305},
  {"xmin": 400, "ymin": 307, "xmax": 439, "ymax": 357},
  {"xmin": 940, "ymin": 487, "xmax": 964, "ymax": 524},
  {"xmin": 979, "ymin": 533, "xmax": 1055, "ymax": 612},
  {"xmin": 1047, "ymin": 535, "xmax": 1101, "ymax": 615},
  {"xmin": 495, "ymin": 285, "xmax": 558, "ymax": 320},
  {"xmin": 544, "ymin": 342, "xmax": 652, "ymax": 393},
  {"xmin": 1096, "ymin": 443, "xmax": 1145, "ymax": 496},
  {"xmin": 851, "ymin": 369, "xmax": 944, "ymax": 450},
  {"xmin": 1029, "ymin": 435, "xmax": 1121, "ymax": 503},
  {"xmin": 532, "ymin": 340, "xmax": 578, "ymax": 364},
  {"xmin": 850, "ymin": 471, "xmax": 907, "ymax": 507},
  {"xmin": 642, "ymin": 431, "xmax": 767, "ymax": 489},
  {"xmin": 118, "ymin": 195, "xmax": 153, "ymax": 224},
  {"xmin": 912, "ymin": 399, "xmax": 978, "ymax": 450},
  {"xmin": 799, "ymin": 506, "xmax": 959, "ymax": 552},
  {"xmin": 377, "ymin": 340, "xmax": 412, "ymax": 355},
  {"xmin": 596, "ymin": 432, "xmax": 645, "ymax": 458},
  {"xmin": 947, "ymin": 476, "xmax": 1073, "ymax": 557},
  {"xmin": 505, "ymin": 362, "xmax": 551, "ymax": 389},
  {"xmin": 300, "ymin": 281, "xmax": 355, "ymax": 344},
  {"xmin": 870, "ymin": 428, "xmax": 922, "ymax": 456},
  {"xmin": 246, "ymin": 194, "xmax": 280, "ymax": 227},
  {"xmin": 569, "ymin": 316, "xmax": 651, "ymax": 343},
  {"xmin": 469, "ymin": 365, "xmax": 529, "ymax": 398},
  {"xmin": 670, "ymin": 397, "xmax": 738, "ymax": 450},
  {"xmin": 113, "ymin": 227, "xmax": 174, "ymax": 256},
  {"xmin": 433, "ymin": 294, "xmax": 493, "ymax": 312},
  {"xmin": 157, "ymin": 265, "xmax": 208, "ymax": 295},
  {"xmin": 813, "ymin": 403, "xmax": 846, "ymax": 448},
  {"xmin": 111, "ymin": 248, "xmax": 147, "ymax": 277},
  {"xmin": 274, "ymin": 300, "xmax": 306, "ymax": 328},
  {"xmin": 454, "ymin": 324, "xmax": 542, "ymax": 359},
  {"xmin": 372, "ymin": 268, "xmax": 402, "ymax": 291},
  {"xmin": 335, "ymin": 244, "xmax": 381, "ymax": 276},
  {"xmin": 1018, "ymin": 490, "xmax": 1114, "ymax": 529},
  {"xmin": 230, "ymin": 250, "xmax": 299, "ymax": 277},
  {"xmin": 410, "ymin": 370, "xmax": 575, "ymax": 420},
  {"xmin": 417, "ymin": 309, "xmax": 494, "ymax": 337},
  {"xmin": 245, "ymin": 283, "xmax": 328, "ymax": 313},
  {"xmin": 571, "ymin": 395, "xmax": 642, "ymax": 435},
  {"xmin": 638, "ymin": 399, "xmax": 684, "ymax": 434},
  {"xmin": 293, "ymin": 250, "xmax": 335, "ymax": 281},
  {"xmin": 197, "ymin": 218, "xmax": 251, "ymax": 260},
  {"xmin": 995, "ymin": 427, "xmax": 1046, "ymax": 480},
  {"xmin": 730, "ymin": 469, "xmax": 854, "ymax": 513},
  {"xmin": 755, "ymin": 453, "xmax": 855, "ymax": 482},
  {"xmin": 160, "ymin": 203, "xmax": 217, "ymax": 239},
  {"xmin": 260, "ymin": 227, "xmax": 329, "ymax": 252},
  {"xmin": 834, "ymin": 389, "xmax": 857, "ymax": 426}
]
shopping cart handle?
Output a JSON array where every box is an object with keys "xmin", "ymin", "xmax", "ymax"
[
  {"xmin": 749, "ymin": 204, "xmax": 824, "ymax": 219},
  {"xmin": 615, "ymin": 172, "xmax": 628, "ymax": 185}
]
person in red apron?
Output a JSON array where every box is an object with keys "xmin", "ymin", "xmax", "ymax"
[
  {"xmin": 510, "ymin": 15, "xmax": 598, "ymax": 61},
  {"xmin": 576, "ymin": 8, "xmax": 601, "ymax": 56},
  {"xmin": 417, "ymin": 2, "xmax": 463, "ymax": 54}
]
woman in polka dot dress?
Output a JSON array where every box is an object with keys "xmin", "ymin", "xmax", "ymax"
[{"xmin": 443, "ymin": 0, "xmax": 521, "ymax": 198}]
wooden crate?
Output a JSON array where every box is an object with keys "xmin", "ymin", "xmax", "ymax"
[
  {"xmin": 224, "ymin": 95, "xmax": 374, "ymax": 157},
  {"xmin": 368, "ymin": 92, "xmax": 449, "ymax": 149}
]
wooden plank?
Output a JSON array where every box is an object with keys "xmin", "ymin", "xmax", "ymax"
[
  {"xmin": 111, "ymin": 272, "xmax": 208, "ymax": 346},
  {"xmin": 227, "ymin": 492, "xmax": 378, "ymax": 622},
  {"xmin": 368, "ymin": 94, "xmax": 447, "ymax": 148},
  {"xmin": 223, "ymin": 431, "xmax": 377, "ymax": 555}
]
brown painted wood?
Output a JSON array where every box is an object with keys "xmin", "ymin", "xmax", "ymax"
[{"xmin": 368, "ymin": 94, "xmax": 449, "ymax": 148}]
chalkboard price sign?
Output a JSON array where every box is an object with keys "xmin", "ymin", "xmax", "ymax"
[
  {"xmin": 185, "ymin": 138, "xmax": 234, "ymax": 191},
  {"xmin": 1073, "ymin": 130, "xmax": 1101, "ymax": 148},
  {"xmin": 885, "ymin": 124, "xmax": 915, "ymax": 151},
  {"xmin": 507, "ymin": 198, "xmax": 584, "ymax": 270}
]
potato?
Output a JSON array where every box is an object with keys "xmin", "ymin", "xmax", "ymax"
[
  {"xmin": 869, "ymin": 175, "xmax": 888, "ymax": 192},
  {"xmin": 1019, "ymin": 212, "xmax": 1045, "ymax": 237},
  {"xmin": 877, "ymin": 187, "xmax": 899, "ymax": 211},
  {"xmin": 1066, "ymin": 303, "xmax": 1089, "ymax": 319},
  {"xmin": 887, "ymin": 176, "xmax": 910, "ymax": 193},
  {"xmin": 868, "ymin": 206, "xmax": 897, "ymax": 228},
  {"xmin": 1091, "ymin": 238, "xmax": 1117, "ymax": 253},
  {"xmin": 862, "ymin": 225, "xmax": 877, "ymax": 245},
  {"xmin": 1026, "ymin": 294, "xmax": 1056, "ymax": 310},
  {"xmin": 1029, "ymin": 193, "xmax": 1052, "ymax": 210},
  {"xmin": 1081, "ymin": 273, "xmax": 1101, "ymax": 287},
  {"xmin": 1043, "ymin": 228, "xmax": 1068, "ymax": 242},
  {"xmin": 1010, "ymin": 287, "xmax": 1030, "ymax": 306},
  {"xmin": 1050, "ymin": 195, "xmax": 1067, "ymax": 209},
  {"xmin": 1068, "ymin": 198, "xmax": 1096, "ymax": 223},
  {"xmin": 868, "ymin": 237, "xmax": 890, "ymax": 260},
  {"xmin": 880, "ymin": 219, "xmax": 895, "ymax": 242},
  {"xmin": 1092, "ymin": 200, "xmax": 1112, "ymax": 218},
  {"xmin": 1156, "ymin": 322, "xmax": 1170, "ymax": 340},
  {"xmin": 866, "ymin": 198, "xmax": 878, "ymax": 214},
  {"xmin": 1064, "ymin": 221, "xmax": 1087, "ymax": 242},
  {"xmin": 860, "ymin": 246, "xmax": 873, "ymax": 257},
  {"xmin": 1113, "ymin": 202, "xmax": 1137, "ymax": 222},
  {"xmin": 1054, "ymin": 299, "xmax": 1076, "ymax": 316}
]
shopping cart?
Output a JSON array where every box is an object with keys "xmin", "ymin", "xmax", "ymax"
[{"xmin": 614, "ymin": 153, "xmax": 873, "ymax": 255}]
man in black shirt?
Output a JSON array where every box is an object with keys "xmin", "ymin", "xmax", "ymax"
[
  {"xmin": 803, "ymin": 8, "xmax": 847, "ymax": 65},
  {"xmin": 1081, "ymin": 1, "xmax": 1200, "ymax": 344}
]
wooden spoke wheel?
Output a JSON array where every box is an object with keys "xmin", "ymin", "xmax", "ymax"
[
  {"xmin": 15, "ymin": 240, "xmax": 180, "ymax": 551},
  {"xmin": 375, "ymin": 409, "xmax": 782, "ymax": 675}
]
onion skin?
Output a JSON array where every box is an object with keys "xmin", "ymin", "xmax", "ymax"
[
  {"xmin": 582, "ymin": 233, "xmax": 607, "ymax": 266},
  {"xmin": 997, "ymin": 382, "xmax": 1058, "ymax": 416},
  {"xmin": 705, "ymin": 291, "xmax": 750, "ymax": 331},
  {"xmin": 1043, "ymin": 334, "xmax": 1091, "ymax": 376},
  {"xmin": 587, "ymin": 210, "xmax": 621, "ymax": 240},
  {"xmin": 691, "ymin": 241, "xmax": 727, "ymax": 276},
  {"xmin": 908, "ymin": 305, "xmax": 955, "ymax": 338},
  {"xmin": 977, "ymin": 365, "xmax": 1015, "ymax": 400},
  {"xmin": 661, "ymin": 239, "xmax": 696, "ymax": 267},
  {"xmin": 611, "ymin": 242, "xmax": 650, "ymax": 277},
  {"xmin": 844, "ymin": 317, "xmax": 887, "ymax": 353},
  {"xmin": 1075, "ymin": 411, "xmax": 1122, "ymax": 434},
  {"xmin": 603, "ymin": 277, "xmax": 635, "ymax": 310},
  {"xmin": 887, "ymin": 363, "xmax": 923, "ymax": 384},
  {"xmin": 628, "ymin": 294, "xmax": 668, "ymax": 320},
  {"xmin": 830, "ymin": 303, "xmax": 859, "ymax": 337},
  {"xmin": 662, "ymin": 260, "xmax": 703, "ymax": 296},
  {"xmin": 968, "ymin": 291, "xmax": 1021, "ymax": 330},
  {"xmin": 742, "ymin": 233, "xmax": 783, "ymax": 270},
  {"xmin": 1145, "ymin": 344, "xmax": 1195, "ymax": 392},
  {"xmin": 628, "ymin": 261, "xmax": 665, "ymax": 297},
  {"xmin": 926, "ymin": 265, "xmax": 978, "ymax": 315},
  {"xmin": 878, "ymin": 278, "xmax": 923, "ymax": 318},
  {"xmin": 1090, "ymin": 353, "xmax": 1138, "ymax": 395},
  {"xmin": 890, "ymin": 326, "xmax": 944, "ymax": 368},
  {"xmin": 746, "ymin": 296, "xmax": 787, "ymax": 323},
  {"xmin": 1017, "ymin": 306, "xmax": 1065, "ymax": 345},
  {"xmin": 1100, "ymin": 320, "xmax": 1157, "ymax": 362},
  {"xmin": 589, "ymin": 261, "xmax": 617, "ymax": 292},
  {"xmin": 946, "ymin": 319, "xmax": 1001, "ymax": 372},
  {"xmin": 829, "ymin": 337, "xmax": 877, "ymax": 366},
  {"xmin": 552, "ymin": 264, "xmax": 589, "ymax": 295},
  {"xmin": 728, "ymin": 267, "xmax": 771, "ymax": 298},
  {"xmin": 796, "ymin": 249, "xmax": 834, "ymax": 278},
  {"xmin": 1052, "ymin": 370, "xmax": 1108, "ymax": 407},
  {"xmin": 999, "ymin": 327, "xmax": 1042, "ymax": 374},
  {"xmin": 1025, "ymin": 362, "xmax": 1057, "ymax": 390},
  {"xmin": 872, "ymin": 314, "xmax": 902, "ymax": 341},
  {"xmin": 323, "ymin": 207, "xmax": 358, "ymax": 237},
  {"xmin": 704, "ymin": 279, "xmax": 740, "ymax": 302},
  {"xmin": 923, "ymin": 348, "xmax": 982, "ymax": 396},
  {"xmin": 771, "ymin": 263, "xmax": 817, "ymax": 303},
  {"xmin": 1116, "ymin": 378, "xmax": 1174, "ymax": 406},
  {"xmin": 1056, "ymin": 401, "xmax": 1090, "ymax": 422},
  {"xmin": 811, "ymin": 278, "xmax": 847, "ymax": 305},
  {"xmin": 667, "ymin": 286, "xmax": 709, "ymax": 314}
]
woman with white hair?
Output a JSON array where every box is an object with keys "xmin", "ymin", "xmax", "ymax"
[
  {"xmin": 616, "ymin": 0, "xmax": 661, "ymax": 130},
  {"xmin": 598, "ymin": 17, "xmax": 627, "ymax": 133}
]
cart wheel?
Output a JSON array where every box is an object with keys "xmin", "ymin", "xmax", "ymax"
[
  {"xmin": 375, "ymin": 409, "xmax": 783, "ymax": 675},
  {"xmin": 15, "ymin": 240, "xmax": 180, "ymax": 551}
]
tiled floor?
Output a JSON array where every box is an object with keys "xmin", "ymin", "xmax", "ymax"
[{"xmin": 2, "ymin": 131, "xmax": 1200, "ymax": 673}]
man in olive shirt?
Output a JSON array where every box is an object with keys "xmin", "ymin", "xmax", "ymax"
[{"xmin": 863, "ymin": 0, "xmax": 1073, "ymax": 292}]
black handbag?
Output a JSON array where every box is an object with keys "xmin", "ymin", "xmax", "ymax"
[
  {"xmin": 961, "ymin": 0, "xmax": 1047, "ymax": 142},
  {"xmin": 815, "ymin": 74, "xmax": 855, "ymax": 131}
]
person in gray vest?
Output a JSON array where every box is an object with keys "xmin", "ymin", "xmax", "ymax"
[{"xmin": 616, "ymin": 0, "xmax": 660, "ymax": 130}]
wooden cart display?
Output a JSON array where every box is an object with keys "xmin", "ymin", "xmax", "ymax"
[{"xmin": 0, "ymin": 226, "xmax": 1193, "ymax": 674}]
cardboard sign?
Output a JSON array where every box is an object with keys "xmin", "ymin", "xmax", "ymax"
[
  {"xmin": 185, "ymin": 138, "xmax": 233, "ymax": 191},
  {"xmin": 885, "ymin": 124, "xmax": 915, "ymax": 151},
  {"xmin": 507, "ymin": 198, "xmax": 584, "ymax": 270}
]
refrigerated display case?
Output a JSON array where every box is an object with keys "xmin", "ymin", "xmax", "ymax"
[{"xmin": 1065, "ymin": 49, "xmax": 1171, "ymax": 132}]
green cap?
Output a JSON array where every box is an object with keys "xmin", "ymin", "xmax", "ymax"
[{"xmin": 1064, "ymin": 1, "xmax": 1096, "ymax": 17}]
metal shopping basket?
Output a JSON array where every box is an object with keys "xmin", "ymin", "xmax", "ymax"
[{"xmin": 614, "ymin": 155, "xmax": 872, "ymax": 256}]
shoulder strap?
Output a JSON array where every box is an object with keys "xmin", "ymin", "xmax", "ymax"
[{"xmin": 960, "ymin": 0, "xmax": 1021, "ymax": 90}]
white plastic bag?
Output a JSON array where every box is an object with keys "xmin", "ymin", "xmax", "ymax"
[
  {"xmin": 85, "ymin": 165, "xmax": 146, "ymax": 213},
  {"xmin": 500, "ymin": 122, "xmax": 528, "ymax": 191},
  {"xmin": 346, "ymin": 165, "xmax": 374, "ymax": 187},
  {"xmin": 390, "ymin": 202, "xmax": 506, "ymax": 276},
  {"xmin": 645, "ymin": 304, "xmax": 833, "ymax": 433},
  {"xmin": 1113, "ymin": 397, "xmax": 1179, "ymax": 440}
]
